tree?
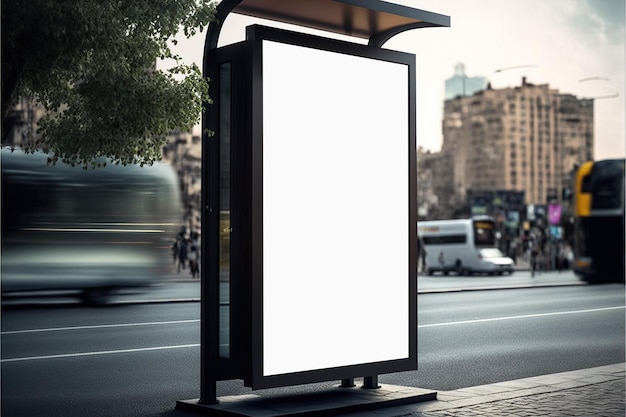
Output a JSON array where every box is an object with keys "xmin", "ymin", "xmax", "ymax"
[{"xmin": 2, "ymin": 0, "xmax": 216, "ymax": 167}]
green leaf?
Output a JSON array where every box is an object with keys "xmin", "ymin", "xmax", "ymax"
[{"xmin": 2, "ymin": 0, "xmax": 217, "ymax": 166}]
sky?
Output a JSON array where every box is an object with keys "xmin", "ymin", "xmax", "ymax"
[{"xmin": 161, "ymin": 0, "xmax": 625, "ymax": 160}]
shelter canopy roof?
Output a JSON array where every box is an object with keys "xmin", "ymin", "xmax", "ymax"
[{"xmin": 229, "ymin": 0, "xmax": 450, "ymax": 46}]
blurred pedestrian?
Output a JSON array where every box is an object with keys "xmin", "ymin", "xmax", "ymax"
[
  {"xmin": 177, "ymin": 237, "xmax": 188, "ymax": 273},
  {"xmin": 530, "ymin": 242, "xmax": 539, "ymax": 277},
  {"xmin": 171, "ymin": 239, "xmax": 178, "ymax": 265},
  {"xmin": 188, "ymin": 241, "xmax": 200, "ymax": 279},
  {"xmin": 564, "ymin": 243, "xmax": 574, "ymax": 270},
  {"xmin": 557, "ymin": 243, "xmax": 567, "ymax": 272},
  {"xmin": 418, "ymin": 236, "xmax": 427, "ymax": 274}
]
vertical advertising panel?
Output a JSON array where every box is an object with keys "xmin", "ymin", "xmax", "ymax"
[{"xmin": 250, "ymin": 27, "xmax": 416, "ymax": 389}]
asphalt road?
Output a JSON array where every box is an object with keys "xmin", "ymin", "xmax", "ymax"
[
  {"xmin": 1, "ymin": 281, "xmax": 624, "ymax": 417},
  {"xmin": 390, "ymin": 284, "xmax": 625, "ymax": 390}
]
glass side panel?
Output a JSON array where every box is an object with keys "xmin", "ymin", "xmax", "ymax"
[{"xmin": 218, "ymin": 63, "xmax": 231, "ymax": 359}]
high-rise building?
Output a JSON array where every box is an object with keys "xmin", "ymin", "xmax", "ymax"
[
  {"xmin": 439, "ymin": 77, "xmax": 593, "ymax": 207},
  {"xmin": 2, "ymin": 97, "xmax": 46, "ymax": 148},
  {"xmin": 445, "ymin": 63, "xmax": 488, "ymax": 99},
  {"xmin": 417, "ymin": 148, "xmax": 457, "ymax": 219}
]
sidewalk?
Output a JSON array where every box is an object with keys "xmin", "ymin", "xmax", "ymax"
[
  {"xmin": 179, "ymin": 363, "xmax": 625, "ymax": 417},
  {"xmin": 344, "ymin": 363, "xmax": 625, "ymax": 417}
]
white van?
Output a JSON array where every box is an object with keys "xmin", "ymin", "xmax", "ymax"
[{"xmin": 418, "ymin": 217, "xmax": 515, "ymax": 276}]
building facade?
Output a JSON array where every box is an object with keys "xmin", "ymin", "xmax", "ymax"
[
  {"xmin": 417, "ymin": 148, "xmax": 458, "ymax": 219},
  {"xmin": 162, "ymin": 130, "xmax": 202, "ymax": 236},
  {"xmin": 437, "ymin": 77, "xmax": 593, "ymax": 209},
  {"xmin": 2, "ymin": 97, "xmax": 46, "ymax": 149}
]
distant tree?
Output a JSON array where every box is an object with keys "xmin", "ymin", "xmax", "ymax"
[{"xmin": 2, "ymin": 0, "xmax": 216, "ymax": 167}]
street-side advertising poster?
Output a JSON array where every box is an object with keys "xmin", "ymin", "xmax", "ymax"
[
  {"xmin": 549, "ymin": 226, "xmax": 562, "ymax": 239},
  {"xmin": 533, "ymin": 205, "xmax": 547, "ymax": 226},
  {"xmin": 548, "ymin": 204, "xmax": 562, "ymax": 225},
  {"xmin": 249, "ymin": 27, "xmax": 417, "ymax": 389},
  {"xmin": 467, "ymin": 190, "xmax": 492, "ymax": 216},
  {"xmin": 506, "ymin": 211, "xmax": 520, "ymax": 229},
  {"xmin": 526, "ymin": 204, "xmax": 535, "ymax": 221},
  {"xmin": 471, "ymin": 205, "xmax": 488, "ymax": 216}
]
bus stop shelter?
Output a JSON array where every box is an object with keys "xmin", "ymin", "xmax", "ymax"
[{"xmin": 178, "ymin": 0, "xmax": 450, "ymax": 414}]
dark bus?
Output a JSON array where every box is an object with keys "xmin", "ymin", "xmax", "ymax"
[
  {"xmin": 572, "ymin": 158, "xmax": 625, "ymax": 283},
  {"xmin": 1, "ymin": 148, "xmax": 183, "ymax": 304}
]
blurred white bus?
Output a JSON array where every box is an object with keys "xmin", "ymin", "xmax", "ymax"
[
  {"xmin": 1, "ymin": 148, "xmax": 182, "ymax": 304},
  {"xmin": 418, "ymin": 217, "xmax": 514, "ymax": 276}
]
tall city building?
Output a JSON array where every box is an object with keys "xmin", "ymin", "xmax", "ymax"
[
  {"xmin": 445, "ymin": 63, "xmax": 488, "ymax": 99},
  {"xmin": 417, "ymin": 148, "xmax": 457, "ymax": 219},
  {"xmin": 440, "ymin": 77, "xmax": 594, "ymax": 207},
  {"xmin": 2, "ymin": 97, "xmax": 46, "ymax": 148}
]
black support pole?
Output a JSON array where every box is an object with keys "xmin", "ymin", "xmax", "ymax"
[
  {"xmin": 340, "ymin": 378, "xmax": 356, "ymax": 388},
  {"xmin": 363, "ymin": 375, "xmax": 380, "ymax": 389}
]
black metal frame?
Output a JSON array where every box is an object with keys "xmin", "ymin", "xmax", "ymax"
[
  {"xmin": 201, "ymin": 40, "xmax": 253, "ymax": 403},
  {"xmin": 201, "ymin": 26, "xmax": 418, "ymax": 400},
  {"xmin": 246, "ymin": 24, "xmax": 417, "ymax": 390},
  {"xmin": 197, "ymin": 0, "xmax": 444, "ymax": 401}
]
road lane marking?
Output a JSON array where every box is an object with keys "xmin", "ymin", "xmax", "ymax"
[
  {"xmin": 418, "ymin": 306, "xmax": 626, "ymax": 328},
  {"xmin": 4, "ymin": 306, "xmax": 624, "ymax": 335},
  {"xmin": 1, "ymin": 319, "xmax": 200, "ymax": 335},
  {"xmin": 3, "ymin": 306, "xmax": 623, "ymax": 363},
  {"xmin": 0, "ymin": 344, "xmax": 201, "ymax": 363}
]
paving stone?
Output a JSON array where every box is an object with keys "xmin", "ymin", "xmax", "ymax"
[
  {"xmin": 405, "ymin": 379, "xmax": 625, "ymax": 417},
  {"xmin": 343, "ymin": 364, "xmax": 625, "ymax": 417}
]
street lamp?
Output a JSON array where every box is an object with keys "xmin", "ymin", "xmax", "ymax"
[
  {"xmin": 494, "ymin": 64, "xmax": 537, "ymax": 73},
  {"xmin": 587, "ymin": 93, "xmax": 619, "ymax": 100},
  {"xmin": 579, "ymin": 76, "xmax": 610, "ymax": 82},
  {"xmin": 578, "ymin": 77, "xmax": 619, "ymax": 100},
  {"xmin": 492, "ymin": 65, "xmax": 538, "ymax": 88}
]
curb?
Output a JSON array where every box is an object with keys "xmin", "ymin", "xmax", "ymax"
[
  {"xmin": 114, "ymin": 297, "xmax": 201, "ymax": 305},
  {"xmin": 118, "ymin": 281, "xmax": 586, "ymax": 304},
  {"xmin": 418, "ymin": 281, "xmax": 586, "ymax": 294}
]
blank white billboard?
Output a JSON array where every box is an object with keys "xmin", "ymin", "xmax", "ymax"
[{"xmin": 261, "ymin": 40, "xmax": 410, "ymax": 377}]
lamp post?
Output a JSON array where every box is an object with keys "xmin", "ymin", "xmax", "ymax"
[
  {"xmin": 588, "ymin": 93, "xmax": 619, "ymax": 99},
  {"xmin": 579, "ymin": 76, "xmax": 609, "ymax": 82},
  {"xmin": 492, "ymin": 65, "xmax": 538, "ymax": 88},
  {"xmin": 494, "ymin": 64, "xmax": 537, "ymax": 73},
  {"xmin": 578, "ymin": 76, "xmax": 619, "ymax": 100}
]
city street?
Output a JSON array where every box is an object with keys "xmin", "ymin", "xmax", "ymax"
[
  {"xmin": 1, "ymin": 274, "xmax": 624, "ymax": 417},
  {"xmin": 3, "ymin": 2, "xmax": 624, "ymax": 417}
]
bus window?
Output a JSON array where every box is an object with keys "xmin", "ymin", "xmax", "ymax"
[
  {"xmin": 473, "ymin": 221, "xmax": 496, "ymax": 247},
  {"xmin": 423, "ymin": 235, "xmax": 466, "ymax": 245}
]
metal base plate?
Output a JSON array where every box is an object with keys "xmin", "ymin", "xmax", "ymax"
[{"xmin": 176, "ymin": 384, "xmax": 437, "ymax": 416}]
